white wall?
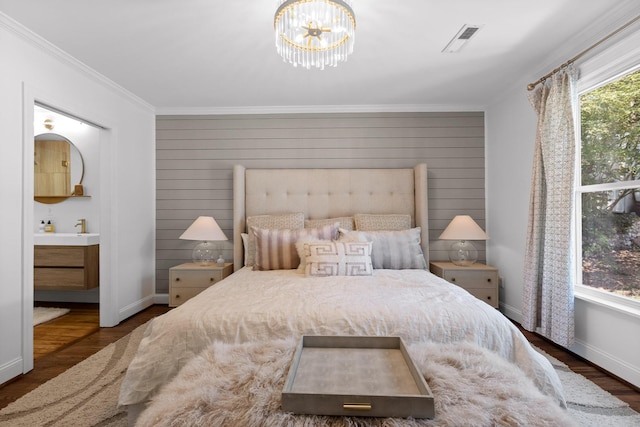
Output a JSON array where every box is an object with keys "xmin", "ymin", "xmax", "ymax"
[
  {"xmin": 0, "ymin": 13, "xmax": 156, "ymax": 385},
  {"xmin": 485, "ymin": 88, "xmax": 536, "ymax": 319},
  {"xmin": 486, "ymin": 25, "xmax": 640, "ymax": 388}
]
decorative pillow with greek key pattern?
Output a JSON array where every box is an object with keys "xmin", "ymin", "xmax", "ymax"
[{"xmin": 304, "ymin": 241, "xmax": 373, "ymax": 276}]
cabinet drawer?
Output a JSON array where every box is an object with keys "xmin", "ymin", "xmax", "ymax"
[
  {"xmin": 465, "ymin": 288, "xmax": 499, "ymax": 308},
  {"xmin": 34, "ymin": 246, "xmax": 85, "ymax": 267},
  {"xmin": 34, "ymin": 267, "xmax": 86, "ymax": 290},
  {"xmin": 170, "ymin": 270, "xmax": 224, "ymax": 288},
  {"xmin": 442, "ymin": 270, "xmax": 497, "ymax": 288},
  {"xmin": 170, "ymin": 287, "xmax": 209, "ymax": 306}
]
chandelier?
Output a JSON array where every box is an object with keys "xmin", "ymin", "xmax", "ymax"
[{"xmin": 274, "ymin": 0, "xmax": 356, "ymax": 70}]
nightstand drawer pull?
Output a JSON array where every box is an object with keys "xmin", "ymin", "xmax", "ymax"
[
  {"xmin": 175, "ymin": 294, "xmax": 180, "ymax": 299},
  {"xmin": 487, "ymin": 278, "xmax": 492, "ymax": 282},
  {"xmin": 175, "ymin": 277, "xmax": 180, "ymax": 281},
  {"xmin": 210, "ymin": 277, "xmax": 215, "ymax": 282},
  {"xmin": 450, "ymin": 277, "xmax": 456, "ymax": 282}
]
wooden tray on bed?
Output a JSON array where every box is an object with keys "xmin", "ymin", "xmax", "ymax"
[{"xmin": 281, "ymin": 336, "xmax": 434, "ymax": 418}]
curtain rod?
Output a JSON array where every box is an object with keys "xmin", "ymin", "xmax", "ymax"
[{"xmin": 527, "ymin": 14, "xmax": 640, "ymax": 91}]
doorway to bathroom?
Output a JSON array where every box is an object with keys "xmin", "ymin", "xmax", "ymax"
[{"xmin": 32, "ymin": 104, "xmax": 102, "ymax": 359}]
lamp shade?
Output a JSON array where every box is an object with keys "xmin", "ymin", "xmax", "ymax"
[
  {"xmin": 179, "ymin": 216, "xmax": 228, "ymax": 265},
  {"xmin": 439, "ymin": 215, "xmax": 488, "ymax": 266},
  {"xmin": 179, "ymin": 216, "xmax": 228, "ymax": 242},
  {"xmin": 439, "ymin": 215, "xmax": 489, "ymax": 241}
]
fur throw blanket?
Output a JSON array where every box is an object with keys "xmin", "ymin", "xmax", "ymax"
[{"xmin": 136, "ymin": 339, "xmax": 575, "ymax": 427}]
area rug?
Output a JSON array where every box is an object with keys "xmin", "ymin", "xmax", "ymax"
[
  {"xmin": 1, "ymin": 323, "xmax": 638, "ymax": 427},
  {"xmin": 533, "ymin": 347, "xmax": 640, "ymax": 426},
  {"xmin": 33, "ymin": 307, "xmax": 70, "ymax": 326},
  {"xmin": 0, "ymin": 321, "xmax": 148, "ymax": 427}
]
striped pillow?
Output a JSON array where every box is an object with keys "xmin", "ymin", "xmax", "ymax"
[
  {"xmin": 245, "ymin": 213, "xmax": 304, "ymax": 266},
  {"xmin": 339, "ymin": 227, "xmax": 427, "ymax": 269},
  {"xmin": 252, "ymin": 224, "xmax": 339, "ymax": 270},
  {"xmin": 304, "ymin": 241, "xmax": 373, "ymax": 277}
]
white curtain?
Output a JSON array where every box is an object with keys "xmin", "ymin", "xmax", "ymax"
[{"xmin": 522, "ymin": 68, "xmax": 577, "ymax": 347}]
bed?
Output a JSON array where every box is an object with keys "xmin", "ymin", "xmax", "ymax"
[{"xmin": 119, "ymin": 164, "xmax": 565, "ymax": 423}]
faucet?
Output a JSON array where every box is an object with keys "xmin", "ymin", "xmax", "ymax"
[{"xmin": 75, "ymin": 218, "xmax": 87, "ymax": 234}]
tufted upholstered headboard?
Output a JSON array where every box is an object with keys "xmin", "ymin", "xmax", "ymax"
[{"xmin": 232, "ymin": 164, "xmax": 429, "ymax": 270}]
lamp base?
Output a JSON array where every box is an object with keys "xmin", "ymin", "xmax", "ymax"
[
  {"xmin": 192, "ymin": 241, "xmax": 216, "ymax": 265},
  {"xmin": 448, "ymin": 240, "xmax": 478, "ymax": 266}
]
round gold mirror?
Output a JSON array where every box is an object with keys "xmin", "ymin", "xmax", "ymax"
[{"xmin": 34, "ymin": 133, "xmax": 85, "ymax": 204}]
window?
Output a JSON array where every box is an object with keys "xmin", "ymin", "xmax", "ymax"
[{"xmin": 577, "ymin": 67, "xmax": 640, "ymax": 303}]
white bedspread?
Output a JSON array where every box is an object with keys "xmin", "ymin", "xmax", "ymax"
[{"xmin": 118, "ymin": 267, "xmax": 565, "ymax": 407}]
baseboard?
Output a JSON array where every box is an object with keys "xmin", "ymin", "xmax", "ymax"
[
  {"xmin": 500, "ymin": 301, "xmax": 522, "ymax": 323},
  {"xmin": 0, "ymin": 357, "xmax": 23, "ymax": 386},
  {"xmin": 153, "ymin": 293, "xmax": 169, "ymax": 305},
  {"xmin": 118, "ymin": 294, "xmax": 155, "ymax": 323},
  {"xmin": 34, "ymin": 289, "xmax": 99, "ymax": 304},
  {"xmin": 500, "ymin": 301, "xmax": 640, "ymax": 389},
  {"xmin": 571, "ymin": 338, "xmax": 640, "ymax": 389}
]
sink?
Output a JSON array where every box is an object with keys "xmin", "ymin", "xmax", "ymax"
[{"xmin": 34, "ymin": 233, "xmax": 100, "ymax": 246}]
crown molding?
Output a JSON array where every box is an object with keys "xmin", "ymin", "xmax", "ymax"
[
  {"xmin": 487, "ymin": 0, "xmax": 640, "ymax": 106},
  {"xmin": 0, "ymin": 12, "xmax": 154, "ymax": 114},
  {"xmin": 527, "ymin": 0, "xmax": 640, "ymax": 89},
  {"xmin": 155, "ymin": 103, "xmax": 486, "ymax": 116}
]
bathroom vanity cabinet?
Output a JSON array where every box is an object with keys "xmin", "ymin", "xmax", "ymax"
[{"xmin": 34, "ymin": 244, "xmax": 99, "ymax": 290}]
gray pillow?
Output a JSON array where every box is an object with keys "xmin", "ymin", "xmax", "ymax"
[{"xmin": 339, "ymin": 227, "xmax": 426, "ymax": 269}]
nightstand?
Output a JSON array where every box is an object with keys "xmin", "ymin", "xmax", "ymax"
[
  {"xmin": 169, "ymin": 262, "xmax": 233, "ymax": 307},
  {"xmin": 429, "ymin": 261, "xmax": 499, "ymax": 308}
]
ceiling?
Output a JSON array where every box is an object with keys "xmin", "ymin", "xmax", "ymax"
[{"xmin": 1, "ymin": 0, "xmax": 636, "ymax": 113}]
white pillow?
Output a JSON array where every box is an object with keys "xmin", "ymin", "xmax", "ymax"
[
  {"xmin": 295, "ymin": 235, "xmax": 324, "ymax": 272},
  {"xmin": 241, "ymin": 233, "xmax": 249, "ymax": 266},
  {"xmin": 339, "ymin": 227, "xmax": 426, "ymax": 269},
  {"xmin": 304, "ymin": 241, "xmax": 373, "ymax": 276}
]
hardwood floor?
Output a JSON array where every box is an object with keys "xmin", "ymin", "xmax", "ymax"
[
  {"xmin": 0, "ymin": 303, "xmax": 170, "ymax": 410},
  {"xmin": 517, "ymin": 325, "xmax": 640, "ymax": 413},
  {"xmin": 33, "ymin": 302, "xmax": 100, "ymax": 359},
  {"xmin": 1, "ymin": 304, "xmax": 638, "ymax": 414}
]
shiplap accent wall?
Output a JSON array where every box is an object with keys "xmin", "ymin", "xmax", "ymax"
[{"xmin": 156, "ymin": 112, "xmax": 485, "ymax": 292}]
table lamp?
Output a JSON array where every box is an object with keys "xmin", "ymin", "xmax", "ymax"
[
  {"xmin": 439, "ymin": 215, "xmax": 489, "ymax": 266},
  {"xmin": 179, "ymin": 216, "xmax": 228, "ymax": 266}
]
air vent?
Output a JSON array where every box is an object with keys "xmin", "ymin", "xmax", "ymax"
[
  {"xmin": 442, "ymin": 24, "xmax": 483, "ymax": 53},
  {"xmin": 458, "ymin": 26, "xmax": 479, "ymax": 40}
]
